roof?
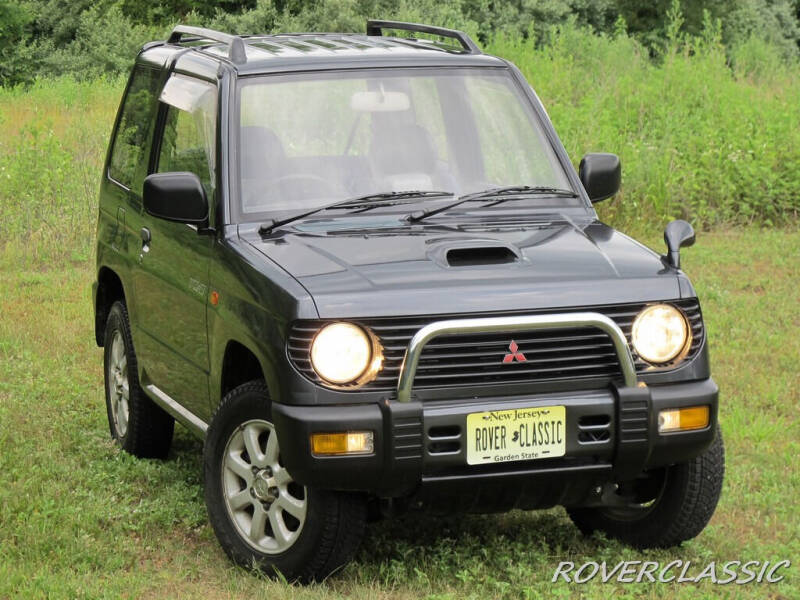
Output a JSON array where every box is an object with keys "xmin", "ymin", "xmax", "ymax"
[{"xmin": 141, "ymin": 25, "xmax": 507, "ymax": 77}]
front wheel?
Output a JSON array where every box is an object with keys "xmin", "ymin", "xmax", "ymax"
[
  {"xmin": 568, "ymin": 424, "xmax": 725, "ymax": 548},
  {"xmin": 203, "ymin": 381, "xmax": 366, "ymax": 582}
]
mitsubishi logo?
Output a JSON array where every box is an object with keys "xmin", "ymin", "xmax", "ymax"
[{"xmin": 503, "ymin": 340, "xmax": 527, "ymax": 363}]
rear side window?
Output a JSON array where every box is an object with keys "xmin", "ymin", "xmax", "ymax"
[{"xmin": 108, "ymin": 66, "xmax": 161, "ymax": 194}]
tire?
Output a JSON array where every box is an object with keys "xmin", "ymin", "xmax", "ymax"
[
  {"xmin": 103, "ymin": 301, "xmax": 174, "ymax": 458},
  {"xmin": 203, "ymin": 380, "xmax": 366, "ymax": 583},
  {"xmin": 567, "ymin": 424, "xmax": 724, "ymax": 548}
]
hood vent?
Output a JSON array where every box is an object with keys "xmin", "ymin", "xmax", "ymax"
[{"xmin": 445, "ymin": 245, "xmax": 519, "ymax": 267}]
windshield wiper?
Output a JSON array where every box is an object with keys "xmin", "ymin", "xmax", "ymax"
[
  {"xmin": 464, "ymin": 185, "xmax": 578, "ymax": 202},
  {"xmin": 258, "ymin": 190, "xmax": 453, "ymax": 234},
  {"xmin": 328, "ymin": 190, "xmax": 454, "ymax": 210},
  {"xmin": 405, "ymin": 185, "xmax": 578, "ymax": 223}
]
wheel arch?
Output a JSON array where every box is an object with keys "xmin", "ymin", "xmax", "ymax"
[
  {"xmin": 220, "ymin": 340, "xmax": 268, "ymax": 401},
  {"xmin": 95, "ymin": 267, "xmax": 126, "ymax": 347}
]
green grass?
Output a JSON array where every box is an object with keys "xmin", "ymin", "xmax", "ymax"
[{"xmin": 1, "ymin": 230, "xmax": 798, "ymax": 599}]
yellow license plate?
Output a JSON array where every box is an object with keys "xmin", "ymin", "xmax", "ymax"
[{"xmin": 466, "ymin": 405, "xmax": 566, "ymax": 465}]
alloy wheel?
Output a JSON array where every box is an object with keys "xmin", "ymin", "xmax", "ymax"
[
  {"xmin": 108, "ymin": 330, "xmax": 130, "ymax": 437},
  {"xmin": 221, "ymin": 419, "xmax": 307, "ymax": 554}
]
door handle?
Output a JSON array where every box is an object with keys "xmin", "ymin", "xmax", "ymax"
[{"xmin": 140, "ymin": 227, "xmax": 151, "ymax": 257}]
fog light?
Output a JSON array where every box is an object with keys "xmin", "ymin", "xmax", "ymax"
[
  {"xmin": 658, "ymin": 406, "xmax": 710, "ymax": 432},
  {"xmin": 311, "ymin": 431, "xmax": 374, "ymax": 455}
]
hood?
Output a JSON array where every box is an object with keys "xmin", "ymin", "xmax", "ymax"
[{"xmin": 242, "ymin": 217, "xmax": 679, "ymax": 318}]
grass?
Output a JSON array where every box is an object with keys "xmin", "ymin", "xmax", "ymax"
[
  {"xmin": 1, "ymin": 229, "xmax": 798, "ymax": 599},
  {"xmin": 0, "ymin": 76, "xmax": 121, "ymax": 267}
]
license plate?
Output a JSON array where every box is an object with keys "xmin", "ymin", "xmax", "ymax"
[{"xmin": 466, "ymin": 405, "xmax": 566, "ymax": 465}]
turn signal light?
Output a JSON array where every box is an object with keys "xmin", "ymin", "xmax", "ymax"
[
  {"xmin": 658, "ymin": 406, "xmax": 710, "ymax": 433},
  {"xmin": 311, "ymin": 431, "xmax": 374, "ymax": 455}
]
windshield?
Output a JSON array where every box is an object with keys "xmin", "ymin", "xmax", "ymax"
[{"xmin": 235, "ymin": 68, "xmax": 577, "ymax": 221}]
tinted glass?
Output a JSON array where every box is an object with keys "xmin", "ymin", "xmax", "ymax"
[
  {"xmin": 157, "ymin": 75, "xmax": 217, "ymax": 198},
  {"xmin": 236, "ymin": 68, "xmax": 574, "ymax": 219},
  {"xmin": 108, "ymin": 66, "xmax": 161, "ymax": 194}
]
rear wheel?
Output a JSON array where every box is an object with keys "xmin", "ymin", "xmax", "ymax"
[
  {"xmin": 204, "ymin": 381, "xmax": 366, "ymax": 582},
  {"xmin": 103, "ymin": 301, "xmax": 174, "ymax": 458},
  {"xmin": 568, "ymin": 425, "xmax": 724, "ymax": 548}
]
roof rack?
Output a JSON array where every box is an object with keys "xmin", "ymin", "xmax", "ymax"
[
  {"xmin": 366, "ymin": 20, "xmax": 481, "ymax": 55},
  {"xmin": 167, "ymin": 25, "xmax": 247, "ymax": 64}
]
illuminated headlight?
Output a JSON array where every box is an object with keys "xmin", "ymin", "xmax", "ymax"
[
  {"xmin": 631, "ymin": 304, "xmax": 691, "ymax": 364},
  {"xmin": 310, "ymin": 322, "xmax": 382, "ymax": 385}
]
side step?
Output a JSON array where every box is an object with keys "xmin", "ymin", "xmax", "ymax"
[{"xmin": 145, "ymin": 384, "xmax": 208, "ymax": 438}]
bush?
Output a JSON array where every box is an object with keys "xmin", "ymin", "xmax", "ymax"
[
  {"xmin": 34, "ymin": 5, "xmax": 165, "ymax": 81},
  {"xmin": 4, "ymin": 0, "xmax": 797, "ymax": 87},
  {"xmin": 0, "ymin": 24, "xmax": 797, "ymax": 266},
  {"xmin": 490, "ymin": 23, "xmax": 800, "ymax": 229}
]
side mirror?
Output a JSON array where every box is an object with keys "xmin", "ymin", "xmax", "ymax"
[
  {"xmin": 664, "ymin": 219, "xmax": 695, "ymax": 269},
  {"xmin": 579, "ymin": 153, "xmax": 621, "ymax": 203},
  {"xmin": 143, "ymin": 172, "xmax": 208, "ymax": 225}
]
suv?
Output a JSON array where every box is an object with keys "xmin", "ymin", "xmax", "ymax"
[{"xmin": 93, "ymin": 22, "xmax": 724, "ymax": 582}]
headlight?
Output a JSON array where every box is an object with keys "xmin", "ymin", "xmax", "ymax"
[
  {"xmin": 631, "ymin": 304, "xmax": 691, "ymax": 364},
  {"xmin": 310, "ymin": 322, "xmax": 381, "ymax": 385}
]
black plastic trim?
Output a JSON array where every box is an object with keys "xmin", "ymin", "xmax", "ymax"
[
  {"xmin": 270, "ymin": 378, "xmax": 718, "ymax": 504},
  {"xmin": 366, "ymin": 20, "xmax": 481, "ymax": 54}
]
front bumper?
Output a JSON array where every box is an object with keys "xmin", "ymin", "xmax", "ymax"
[
  {"xmin": 272, "ymin": 312, "xmax": 718, "ymax": 509},
  {"xmin": 273, "ymin": 378, "xmax": 718, "ymax": 506}
]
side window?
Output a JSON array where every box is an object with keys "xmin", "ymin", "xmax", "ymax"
[
  {"xmin": 108, "ymin": 66, "xmax": 161, "ymax": 194},
  {"xmin": 157, "ymin": 75, "xmax": 217, "ymax": 198}
]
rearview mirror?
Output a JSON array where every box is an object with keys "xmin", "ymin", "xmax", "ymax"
[
  {"xmin": 579, "ymin": 153, "xmax": 621, "ymax": 203},
  {"xmin": 350, "ymin": 90, "xmax": 410, "ymax": 112},
  {"xmin": 143, "ymin": 172, "xmax": 208, "ymax": 225},
  {"xmin": 664, "ymin": 219, "xmax": 695, "ymax": 269}
]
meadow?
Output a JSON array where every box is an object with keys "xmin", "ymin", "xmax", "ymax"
[
  {"xmin": 1, "ymin": 231, "xmax": 797, "ymax": 599},
  {"xmin": 0, "ymin": 26, "xmax": 799, "ymax": 599}
]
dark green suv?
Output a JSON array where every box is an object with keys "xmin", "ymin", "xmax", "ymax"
[{"xmin": 93, "ymin": 21, "xmax": 724, "ymax": 582}]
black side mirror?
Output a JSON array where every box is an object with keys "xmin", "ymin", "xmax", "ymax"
[
  {"xmin": 579, "ymin": 153, "xmax": 621, "ymax": 203},
  {"xmin": 143, "ymin": 172, "xmax": 208, "ymax": 225},
  {"xmin": 664, "ymin": 219, "xmax": 695, "ymax": 269}
]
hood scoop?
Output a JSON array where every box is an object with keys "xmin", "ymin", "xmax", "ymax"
[
  {"xmin": 445, "ymin": 245, "xmax": 519, "ymax": 267},
  {"xmin": 425, "ymin": 237, "xmax": 522, "ymax": 268}
]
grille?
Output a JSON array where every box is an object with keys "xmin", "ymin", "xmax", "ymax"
[
  {"xmin": 577, "ymin": 414, "xmax": 612, "ymax": 444},
  {"xmin": 288, "ymin": 299, "xmax": 704, "ymax": 392},
  {"xmin": 427, "ymin": 425, "xmax": 462, "ymax": 455}
]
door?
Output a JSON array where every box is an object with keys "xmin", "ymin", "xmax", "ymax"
[
  {"xmin": 103, "ymin": 64, "xmax": 162, "ymax": 283},
  {"xmin": 134, "ymin": 74, "xmax": 218, "ymax": 421}
]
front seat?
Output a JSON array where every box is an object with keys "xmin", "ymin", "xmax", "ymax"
[{"xmin": 368, "ymin": 123, "xmax": 454, "ymax": 191}]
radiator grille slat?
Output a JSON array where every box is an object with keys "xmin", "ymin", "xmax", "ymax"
[{"xmin": 288, "ymin": 299, "xmax": 704, "ymax": 392}]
